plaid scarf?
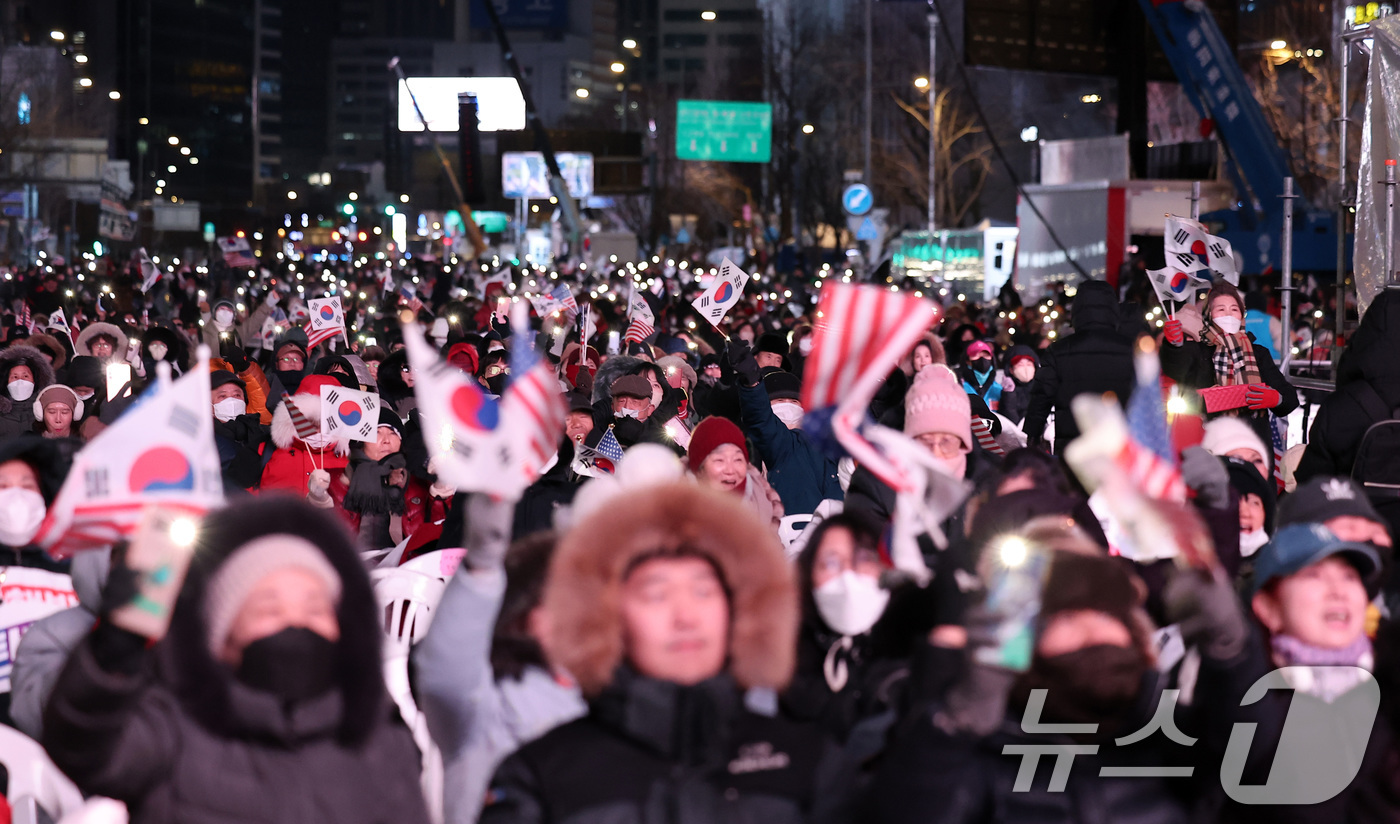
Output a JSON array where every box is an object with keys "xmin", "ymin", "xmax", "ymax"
[{"xmin": 1206, "ymin": 322, "xmax": 1261, "ymax": 388}]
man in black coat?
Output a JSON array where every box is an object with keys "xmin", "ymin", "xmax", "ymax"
[{"xmin": 1022, "ymin": 280, "xmax": 1136, "ymax": 454}]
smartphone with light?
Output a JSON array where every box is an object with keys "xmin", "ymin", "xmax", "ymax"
[
  {"xmin": 973, "ymin": 538, "xmax": 1050, "ymax": 673},
  {"xmin": 108, "ymin": 506, "xmax": 199, "ymax": 640},
  {"xmin": 106, "ymin": 363, "xmax": 132, "ymax": 402},
  {"xmin": 607, "ymin": 330, "xmax": 621, "ymax": 354}
]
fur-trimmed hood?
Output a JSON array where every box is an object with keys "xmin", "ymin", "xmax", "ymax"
[
  {"xmin": 13, "ymin": 333, "xmax": 67, "ymax": 371},
  {"xmin": 544, "ymin": 481, "xmax": 798, "ymax": 697},
  {"xmin": 0, "ymin": 345, "xmax": 57, "ymax": 415},
  {"xmin": 164, "ymin": 497, "xmax": 387, "ymax": 745},
  {"xmin": 590, "ymin": 355, "xmax": 644, "ymax": 406},
  {"xmin": 74, "ymin": 321, "xmax": 128, "ymax": 358}
]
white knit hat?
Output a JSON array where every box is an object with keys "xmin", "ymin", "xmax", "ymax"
[
  {"xmin": 203, "ymin": 535, "xmax": 343, "ymax": 656},
  {"xmin": 1201, "ymin": 417, "xmax": 1268, "ymax": 465}
]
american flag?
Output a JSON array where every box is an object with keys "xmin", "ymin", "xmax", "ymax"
[
  {"xmin": 971, "ymin": 417, "xmax": 1005, "ymax": 456},
  {"xmin": 624, "ymin": 288, "xmax": 655, "ymax": 344},
  {"xmin": 398, "ymin": 285, "xmax": 423, "ymax": 315},
  {"xmin": 281, "ymin": 391, "xmax": 320, "ymax": 442},
  {"xmin": 500, "ymin": 301, "xmax": 568, "ymax": 479},
  {"xmin": 553, "ymin": 284, "xmax": 578, "ymax": 314},
  {"xmin": 1269, "ymin": 414, "xmax": 1287, "ymax": 493},
  {"xmin": 1122, "ymin": 346, "xmax": 1187, "ymax": 502},
  {"xmin": 801, "ymin": 284, "xmax": 939, "ymax": 493},
  {"xmin": 216, "ymin": 236, "xmax": 257, "ymax": 269},
  {"xmin": 16, "ymin": 301, "xmax": 31, "ymax": 333},
  {"xmin": 303, "ymin": 321, "xmax": 341, "ymax": 349},
  {"xmin": 304, "ymin": 297, "xmax": 346, "ymax": 349},
  {"xmin": 596, "ymin": 426, "xmax": 625, "ymax": 465}
]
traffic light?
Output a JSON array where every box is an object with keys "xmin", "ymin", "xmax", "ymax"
[{"xmin": 341, "ymin": 203, "xmax": 354, "ymax": 216}]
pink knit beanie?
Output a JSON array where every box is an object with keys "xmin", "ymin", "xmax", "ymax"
[{"xmin": 904, "ymin": 365, "xmax": 972, "ymax": 450}]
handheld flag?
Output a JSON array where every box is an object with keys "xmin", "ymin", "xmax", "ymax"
[
  {"xmin": 1205, "ymin": 233, "xmax": 1239, "ymax": 285},
  {"xmin": 529, "ymin": 284, "xmax": 577, "ymax": 320},
  {"xmin": 1146, "ymin": 266, "xmax": 1206, "ymax": 309},
  {"xmin": 1164, "ymin": 215, "xmax": 1210, "ymax": 273},
  {"xmin": 801, "ymin": 284, "xmax": 940, "ymax": 493},
  {"xmin": 1269, "ymin": 413, "xmax": 1287, "ymax": 493},
  {"xmin": 16, "ymin": 301, "xmax": 31, "ymax": 334},
  {"xmin": 503, "ymin": 300, "xmax": 567, "ymax": 482},
  {"xmin": 1123, "ymin": 344, "xmax": 1187, "ymax": 502},
  {"xmin": 137, "ymin": 248, "xmax": 161, "ymax": 293},
  {"xmin": 624, "ymin": 288, "xmax": 655, "ymax": 344},
  {"xmin": 305, "ymin": 297, "xmax": 346, "ymax": 349},
  {"xmin": 595, "ymin": 427, "xmax": 625, "ymax": 469},
  {"xmin": 32, "ymin": 352, "xmax": 225, "ymax": 557},
  {"xmin": 319, "ymin": 385, "xmax": 380, "ymax": 442},
  {"xmin": 216, "ymin": 236, "xmax": 256, "ymax": 268},
  {"xmin": 46, "ymin": 309, "xmax": 74, "ymax": 349},
  {"xmin": 691, "ymin": 258, "xmax": 749, "ymax": 328}
]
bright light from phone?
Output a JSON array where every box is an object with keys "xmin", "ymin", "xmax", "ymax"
[
  {"xmin": 169, "ymin": 518, "xmax": 198, "ymax": 547},
  {"xmin": 998, "ymin": 537, "xmax": 1030, "ymax": 568}
]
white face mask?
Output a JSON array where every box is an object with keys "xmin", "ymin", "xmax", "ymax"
[
  {"xmin": 813, "ymin": 571, "xmax": 890, "ymax": 637},
  {"xmin": 1240, "ymin": 528, "xmax": 1269, "ymax": 557},
  {"xmin": 213, "ymin": 397, "xmax": 247, "ymax": 422},
  {"xmin": 1012, "ymin": 362, "xmax": 1037, "ymax": 384},
  {"xmin": 7, "ymin": 379, "xmax": 33, "ymax": 402},
  {"xmin": 75, "ymin": 391, "xmax": 94, "ymax": 401},
  {"xmin": 615, "ymin": 406, "xmax": 641, "ymax": 419},
  {"xmin": 798, "ymin": 337, "xmax": 814, "ymax": 356},
  {"xmin": 1214, "ymin": 316, "xmax": 1242, "ymax": 335},
  {"xmin": 148, "ymin": 342, "xmax": 168, "ymax": 360},
  {"xmin": 0, "ymin": 487, "xmax": 46, "ymax": 547},
  {"xmin": 303, "ymin": 432, "xmax": 335, "ymax": 450},
  {"xmin": 772, "ymin": 402, "xmax": 804, "ymax": 430},
  {"xmin": 214, "ymin": 308, "xmax": 235, "ymax": 327}
]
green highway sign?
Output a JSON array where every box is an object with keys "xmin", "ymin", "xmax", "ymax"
[{"xmin": 675, "ymin": 100, "xmax": 772, "ymax": 163}]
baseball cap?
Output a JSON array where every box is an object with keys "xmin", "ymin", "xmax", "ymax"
[
  {"xmin": 1278, "ymin": 477, "xmax": 1386, "ymax": 529},
  {"xmin": 966, "ymin": 340, "xmax": 993, "ymax": 359},
  {"xmin": 1250, "ymin": 523, "xmax": 1382, "ymax": 598}
]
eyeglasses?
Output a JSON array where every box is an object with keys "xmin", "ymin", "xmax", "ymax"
[
  {"xmin": 915, "ymin": 432, "xmax": 966, "ymax": 459},
  {"xmin": 278, "ymin": 355, "xmax": 302, "ymax": 364}
]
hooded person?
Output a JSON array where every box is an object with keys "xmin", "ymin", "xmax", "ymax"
[
  {"xmin": 1021, "ymin": 279, "xmax": 1137, "ymax": 453},
  {"xmin": 0, "ymin": 345, "xmax": 56, "ymax": 440},
  {"xmin": 999, "ymin": 345, "xmax": 1039, "ymax": 425},
  {"xmin": 872, "ymin": 516, "xmax": 1259, "ymax": 824},
  {"xmin": 140, "ymin": 325, "xmax": 189, "ymax": 379},
  {"xmin": 0, "ymin": 434, "xmax": 69, "ymax": 571},
  {"xmin": 41, "ymin": 496, "xmax": 432, "ymax": 824},
  {"xmin": 1224, "ymin": 456, "xmax": 1276, "ymax": 560},
  {"xmin": 687, "ymin": 415, "xmax": 783, "ymax": 530},
  {"xmin": 74, "ymin": 321, "xmax": 128, "ymax": 365},
  {"xmin": 199, "ymin": 294, "xmax": 276, "ymax": 353},
  {"xmin": 479, "ymin": 482, "xmax": 851, "ymax": 824},
  {"xmin": 1161, "ymin": 280, "xmax": 1298, "ymax": 446},
  {"xmin": 728, "ymin": 340, "xmax": 842, "ymax": 515},
  {"xmin": 375, "ymin": 347, "xmax": 417, "ymax": 418},
  {"xmin": 211, "ymin": 369, "xmax": 271, "ymax": 492},
  {"xmin": 261, "ymin": 374, "xmax": 352, "ymax": 499},
  {"xmin": 17, "ymin": 332, "xmax": 67, "ymax": 372},
  {"xmin": 265, "ymin": 328, "xmax": 311, "ymax": 400}
]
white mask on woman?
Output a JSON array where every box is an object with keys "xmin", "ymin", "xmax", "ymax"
[
  {"xmin": 0, "ymin": 487, "xmax": 46, "ymax": 547},
  {"xmin": 214, "ymin": 308, "xmax": 235, "ymax": 327},
  {"xmin": 7, "ymin": 379, "xmax": 34, "ymax": 402},
  {"xmin": 1240, "ymin": 528, "xmax": 1269, "ymax": 557},
  {"xmin": 148, "ymin": 342, "xmax": 169, "ymax": 361},
  {"xmin": 1214, "ymin": 316, "xmax": 1242, "ymax": 335},
  {"xmin": 302, "ymin": 432, "xmax": 335, "ymax": 450},
  {"xmin": 813, "ymin": 571, "xmax": 890, "ymax": 637}
]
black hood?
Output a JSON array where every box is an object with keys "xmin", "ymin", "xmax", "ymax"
[
  {"xmin": 1339, "ymin": 289, "xmax": 1400, "ymax": 391},
  {"xmin": 1069, "ymin": 280, "xmax": 1120, "ymax": 331},
  {"xmin": 164, "ymin": 496, "xmax": 386, "ymax": 746},
  {"xmin": 376, "ymin": 348, "xmax": 412, "ymax": 401}
]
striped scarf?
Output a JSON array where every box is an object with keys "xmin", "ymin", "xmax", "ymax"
[{"xmin": 1206, "ymin": 323, "xmax": 1261, "ymax": 388}]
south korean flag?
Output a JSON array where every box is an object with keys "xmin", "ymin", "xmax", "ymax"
[
  {"xmin": 691, "ymin": 257, "xmax": 750, "ymax": 328},
  {"xmin": 319, "ymin": 384, "xmax": 381, "ymax": 442}
]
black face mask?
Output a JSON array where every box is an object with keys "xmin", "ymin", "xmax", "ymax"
[
  {"xmin": 485, "ymin": 373, "xmax": 509, "ymax": 395},
  {"xmin": 277, "ymin": 369, "xmax": 306, "ymax": 394},
  {"xmin": 969, "ymin": 358, "xmax": 992, "ymax": 375},
  {"xmin": 1009, "ymin": 644, "xmax": 1147, "ymax": 739},
  {"xmin": 236, "ymin": 627, "xmax": 338, "ymax": 703}
]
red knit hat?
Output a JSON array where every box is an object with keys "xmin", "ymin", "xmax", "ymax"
[
  {"xmin": 447, "ymin": 342, "xmax": 479, "ymax": 375},
  {"xmin": 687, "ymin": 416, "xmax": 748, "ymax": 473}
]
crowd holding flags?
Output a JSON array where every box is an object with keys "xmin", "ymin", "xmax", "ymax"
[
  {"xmin": 305, "ymin": 296, "xmax": 347, "ymax": 349},
  {"xmin": 215, "ymin": 236, "xmax": 256, "ymax": 269}
]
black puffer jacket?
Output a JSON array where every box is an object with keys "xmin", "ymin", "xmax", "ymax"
[
  {"xmin": 0, "ymin": 345, "xmax": 56, "ymax": 440},
  {"xmin": 1297, "ymin": 291, "xmax": 1400, "ymax": 491},
  {"xmin": 1022, "ymin": 281, "xmax": 1136, "ymax": 452},
  {"xmin": 41, "ymin": 498, "xmax": 431, "ymax": 824},
  {"xmin": 1159, "ymin": 322, "xmax": 1299, "ymax": 451},
  {"xmin": 480, "ymin": 668, "xmax": 848, "ymax": 824}
]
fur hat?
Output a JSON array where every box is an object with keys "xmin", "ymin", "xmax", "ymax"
[
  {"xmin": 74, "ymin": 322, "xmax": 128, "ymax": 358},
  {"xmin": 904, "ymin": 365, "xmax": 972, "ymax": 449},
  {"xmin": 544, "ymin": 481, "xmax": 798, "ymax": 696},
  {"xmin": 16, "ymin": 333, "xmax": 66, "ymax": 370},
  {"xmin": 763, "ymin": 370, "xmax": 801, "ymax": 402}
]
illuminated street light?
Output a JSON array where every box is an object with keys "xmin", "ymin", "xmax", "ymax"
[
  {"xmin": 1271, "ymin": 39, "xmax": 1287, "ymax": 49},
  {"xmin": 701, "ymin": 10, "xmax": 717, "ymax": 20},
  {"xmin": 914, "ymin": 77, "xmax": 929, "ymax": 89},
  {"xmin": 287, "ymin": 191, "xmax": 298, "ymax": 200},
  {"xmin": 610, "ymin": 61, "xmax": 625, "ymax": 73},
  {"xmin": 49, "ymin": 30, "xmax": 64, "ymax": 41},
  {"xmin": 801, "ymin": 123, "xmax": 815, "ymax": 134},
  {"xmin": 77, "ymin": 78, "xmax": 92, "ymax": 88},
  {"xmin": 180, "ymin": 146, "xmax": 191, "ymax": 155},
  {"xmin": 399, "ymin": 193, "xmax": 409, "ymax": 203},
  {"xmin": 168, "ymin": 136, "xmax": 179, "ymax": 145},
  {"xmin": 622, "ymin": 38, "xmax": 637, "ymax": 49},
  {"xmin": 575, "ymin": 88, "xmax": 589, "ymax": 98},
  {"xmin": 108, "ymin": 90, "xmax": 120, "ymax": 100}
]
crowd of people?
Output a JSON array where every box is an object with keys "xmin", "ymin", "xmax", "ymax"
[{"xmin": 0, "ymin": 251, "xmax": 1395, "ymax": 824}]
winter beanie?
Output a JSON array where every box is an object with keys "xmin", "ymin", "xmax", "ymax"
[
  {"xmin": 687, "ymin": 415, "xmax": 748, "ymax": 473},
  {"xmin": 1201, "ymin": 417, "xmax": 1268, "ymax": 465},
  {"xmin": 204, "ymin": 535, "xmax": 343, "ymax": 655},
  {"xmin": 904, "ymin": 365, "xmax": 972, "ymax": 449}
]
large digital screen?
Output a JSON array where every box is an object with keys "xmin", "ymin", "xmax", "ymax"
[
  {"xmin": 502, "ymin": 152, "xmax": 594, "ymax": 199},
  {"xmin": 397, "ymin": 77, "xmax": 527, "ymax": 133}
]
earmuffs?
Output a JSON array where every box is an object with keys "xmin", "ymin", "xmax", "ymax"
[{"xmin": 34, "ymin": 391, "xmax": 84, "ymax": 422}]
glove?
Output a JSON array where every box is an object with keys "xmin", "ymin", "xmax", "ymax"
[
  {"xmin": 265, "ymin": 291, "xmax": 280, "ymax": 307},
  {"xmin": 1001, "ymin": 376, "xmax": 1015, "ymax": 393},
  {"xmin": 1180, "ymin": 446, "xmax": 1230, "ymax": 509},
  {"xmin": 1245, "ymin": 384, "xmax": 1282, "ymax": 410},
  {"xmin": 1164, "ymin": 566, "xmax": 1249, "ymax": 662},
  {"xmin": 727, "ymin": 340, "xmax": 761, "ymax": 387},
  {"xmin": 307, "ymin": 469, "xmax": 333, "ymax": 507},
  {"xmin": 1163, "ymin": 318, "xmax": 1184, "ymax": 346},
  {"xmin": 221, "ymin": 339, "xmax": 251, "ymax": 372}
]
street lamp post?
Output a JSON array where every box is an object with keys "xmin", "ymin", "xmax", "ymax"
[{"xmin": 927, "ymin": 1, "xmax": 938, "ymax": 233}]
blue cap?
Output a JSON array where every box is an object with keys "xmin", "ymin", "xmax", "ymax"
[{"xmin": 1250, "ymin": 523, "xmax": 1382, "ymax": 597}]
